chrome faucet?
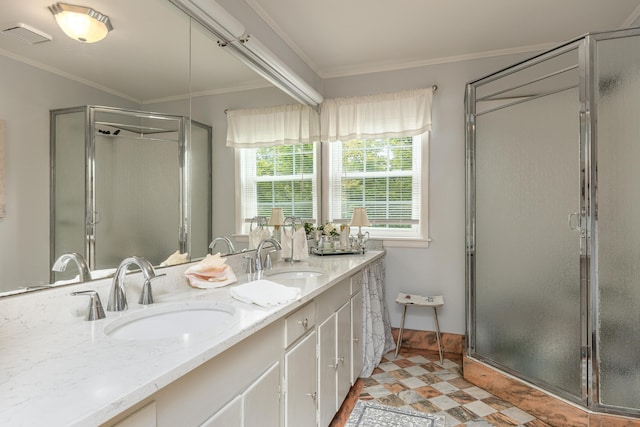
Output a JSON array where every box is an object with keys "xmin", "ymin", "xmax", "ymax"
[
  {"xmin": 209, "ymin": 236, "xmax": 235, "ymax": 254},
  {"xmin": 107, "ymin": 256, "xmax": 159, "ymax": 311},
  {"xmin": 255, "ymin": 238, "xmax": 282, "ymax": 271},
  {"xmin": 52, "ymin": 252, "xmax": 91, "ymax": 282}
]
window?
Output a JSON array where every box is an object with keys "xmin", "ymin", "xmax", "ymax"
[
  {"xmin": 237, "ymin": 142, "xmax": 319, "ymax": 234},
  {"xmin": 326, "ymin": 134, "xmax": 428, "ymax": 243},
  {"xmin": 232, "ymin": 88, "xmax": 433, "ymax": 245}
]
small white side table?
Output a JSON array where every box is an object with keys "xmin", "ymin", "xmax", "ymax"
[{"xmin": 394, "ymin": 293, "xmax": 445, "ymax": 363}]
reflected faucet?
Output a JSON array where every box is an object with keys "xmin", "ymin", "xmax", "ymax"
[
  {"xmin": 107, "ymin": 256, "xmax": 158, "ymax": 311},
  {"xmin": 52, "ymin": 252, "xmax": 91, "ymax": 282},
  {"xmin": 255, "ymin": 238, "xmax": 282, "ymax": 272},
  {"xmin": 209, "ymin": 236, "xmax": 235, "ymax": 254}
]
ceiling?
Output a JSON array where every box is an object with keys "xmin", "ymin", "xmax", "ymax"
[
  {"xmin": 0, "ymin": 0, "xmax": 267, "ymax": 103},
  {"xmin": 2, "ymin": 1, "xmax": 640, "ymax": 101},
  {"xmin": 245, "ymin": 0, "xmax": 640, "ymax": 79}
]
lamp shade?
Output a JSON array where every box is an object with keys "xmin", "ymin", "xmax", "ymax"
[
  {"xmin": 268, "ymin": 208, "xmax": 285, "ymax": 226},
  {"xmin": 350, "ymin": 207, "xmax": 372, "ymax": 227},
  {"xmin": 49, "ymin": 3, "xmax": 113, "ymax": 43}
]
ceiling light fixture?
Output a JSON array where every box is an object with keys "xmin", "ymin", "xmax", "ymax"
[{"xmin": 49, "ymin": 2, "xmax": 112, "ymax": 43}]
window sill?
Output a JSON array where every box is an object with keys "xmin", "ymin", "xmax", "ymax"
[
  {"xmin": 233, "ymin": 234, "xmax": 431, "ymax": 249},
  {"xmin": 381, "ymin": 238, "xmax": 431, "ymax": 249}
]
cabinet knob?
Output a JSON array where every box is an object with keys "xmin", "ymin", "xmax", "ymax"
[
  {"xmin": 338, "ymin": 356, "xmax": 345, "ymax": 365},
  {"xmin": 353, "ymin": 337, "xmax": 360, "ymax": 343},
  {"xmin": 298, "ymin": 318, "xmax": 309, "ymax": 329},
  {"xmin": 306, "ymin": 392, "xmax": 317, "ymax": 401},
  {"xmin": 329, "ymin": 363, "xmax": 338, "ymax": 370}
]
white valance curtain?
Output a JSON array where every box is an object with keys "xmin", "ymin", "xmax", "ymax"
[
  {"xmin": 320, "ymin": 87, "xmax": 433, "ymax": 142},
  {"xmin": 226, "ymin": 104, "xmax": 319, "ymax": 148}
]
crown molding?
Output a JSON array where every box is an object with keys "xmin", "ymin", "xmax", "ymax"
[{"xmin": 317, "ymin": 43, "xmax": 558, "ymax": 80}]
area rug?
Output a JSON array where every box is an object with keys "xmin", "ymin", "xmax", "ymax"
[{"xmin": 345, "ymin": 400, "xmax": 445, "ymax": 427}]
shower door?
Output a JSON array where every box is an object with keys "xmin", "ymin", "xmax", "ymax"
[
  {"xmin": 467, "ymin": 44, "xmax": 585, "ymax": 401},
  {"xmin": 592, "ymin": 31, "xmax": 640, "ymax": 413},
  {"xmin": 90, "ymin": 107, "xmax": 185, "ymax": 269}
]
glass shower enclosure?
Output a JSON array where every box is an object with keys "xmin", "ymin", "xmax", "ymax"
[
  {"xmin": 466, "ymin": 28, "xmax": 640, "ymax": 416},
  {"xmin": 51, "ymin": 106, "xmax": 212, "ymax": 279}
]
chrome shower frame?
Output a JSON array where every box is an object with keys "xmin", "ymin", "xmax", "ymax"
[
  {"xmin": 50, "ymin": 105, "xmax": 212, "ymax": 280},
  {"xmin": 465, "ymin": 27, "xmax": 640, "ymax": 418}
]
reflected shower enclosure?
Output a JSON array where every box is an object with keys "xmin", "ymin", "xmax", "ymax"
[
  {"xmin": 51, "ymin": 106, "xmax": 212, "ymax": 280},
  {"xmin": 466, "ymin": 28, "xmax": 640, "ymax": 417}
]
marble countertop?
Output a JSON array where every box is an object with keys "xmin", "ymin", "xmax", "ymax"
[{"xmin": 0, "ymin": 250, "xmax": 384, "ymax": 427}]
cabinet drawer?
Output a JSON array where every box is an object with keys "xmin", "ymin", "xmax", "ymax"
[
  {"xmin": 351, "ymin": 271, "xmax": 363, "ymax": 295},
  {"xmin": 284, "ymin": 303, "xmax": 315, "ymax": 348},
  {"xmin": 316, "ymin": 278, "xmax": 350, "ymax": 321}
]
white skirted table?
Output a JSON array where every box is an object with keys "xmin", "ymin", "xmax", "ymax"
[{"xmin": 394, "ymin": 293, "xmax": 445, "ymax": 363}]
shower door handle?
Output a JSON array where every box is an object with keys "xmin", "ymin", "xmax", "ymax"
[{"xmin": 568, "ymin": 212, "xmax": 585, "ymax": 236}]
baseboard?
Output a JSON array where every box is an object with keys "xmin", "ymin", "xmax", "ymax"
[{"xmin": 391, "ymin": 327, "xmax": 464, "ymax": 355}]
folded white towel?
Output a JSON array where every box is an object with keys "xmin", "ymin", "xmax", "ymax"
[
  {"xmin": 249, "ymin": 227, "xmax": 271, "ymax": 250},
  {"xmin": 230, "ymin": 279, "xmax": 302, "ymax": 307},
  {"xmin": 281, "ymin": 228, "xmax": 293, "ymax": 258},
  {"xmin": 281, "ymin": 228, "xmax": 308, "ymax": 261},
  {"xmin": 293, "ymin": 228, "xmax": 309, "ymax": 260}
]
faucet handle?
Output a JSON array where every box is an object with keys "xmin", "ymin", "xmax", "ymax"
[
  {"xmin": 138, "ymin": 274, "xmax": 166, "ymax": 305},
  {"xmin": 243, "ymin": 255, "xmax": 255, "ymax": 274},
  {"xmin": 71, "ymin": 290, "xmax": 106, "ymax": 321},
  {"xmin": 264, "ymin": 252, "xmax": 273, "ymax": 270}
]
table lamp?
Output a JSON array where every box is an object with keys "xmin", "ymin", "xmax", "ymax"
[
  {"xmin": 350, "ymin": 207, "xmax": 371, "ymax": 251},
  {"xmin": 268, "ymin": 208, "xmax": 285, "ymax": 241}
]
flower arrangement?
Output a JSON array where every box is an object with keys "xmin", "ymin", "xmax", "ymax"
[
  {"xmin": 319, "ymin": 222, "xmax": 340, "ymax": 237},
  {"xmin": 303, "ymin": 222, "xmax": 340, "ymax": 237},
  {"xmin": 303, "ymin": 222, "xmax": 316, "ymax": 236}
]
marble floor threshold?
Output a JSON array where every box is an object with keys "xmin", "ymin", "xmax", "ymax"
[{"xmin": 333, "ymin": 348, "xmax": 551, "ymax": 427}]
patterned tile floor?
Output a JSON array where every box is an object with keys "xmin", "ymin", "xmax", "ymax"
[{"xmin": 354, "ymin": 348, "xmax": 551, "ymax": 427}]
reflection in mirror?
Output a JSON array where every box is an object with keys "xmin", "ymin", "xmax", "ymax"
[
  {"xmin": 0, "ymin": 0, "xmax": 293, "ymax": 295},
  {"xmin": 50, "ymin": 105, "xmax": 212, "ymax": 283}
]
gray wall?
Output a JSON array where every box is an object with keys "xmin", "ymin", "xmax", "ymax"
[
  {"xmin": 1, "ymin": 44, "xmax": 539, "ymax": 337},
  {"xmin": 0, "ymin": 55, "xmax": 138, "ymax": 290},
  {"xmin": 149, "ymin": 86, "xmax": 298, "ymax": 245},
  {"xmin": 322, "ymin": 52, "xmax": 535, "ymax": 334}
]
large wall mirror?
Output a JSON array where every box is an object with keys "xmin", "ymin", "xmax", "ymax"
[{"xmin": 0, "ymin": 0, "xmax": 303, "ymax": 294}]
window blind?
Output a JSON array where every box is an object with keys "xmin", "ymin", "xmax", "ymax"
[{"xmin": 328, "ymin": 136, "xmax": 423, "ymax": 238}]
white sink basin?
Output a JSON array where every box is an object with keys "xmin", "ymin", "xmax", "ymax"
[
  {"xmin": 104, "ymin": 302, "xmax": 235, "ymax": 341},
  {"xmin": 266, "ymin": 267, "xmax": 325, "ymax": 280}
]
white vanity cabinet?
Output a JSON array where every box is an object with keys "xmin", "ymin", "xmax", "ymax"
[
  {"xmin": 202, "ymin": 361, "xmax": 280, "ymax": 427},
  {"xmin": 283, "ymin": 302, "xmax": 317, "ymax": 427},
  {"xmin": 283, "ymin": 331, "xmax": 317, "ymax": 427},
  {"xmin": 102, "ymin": 260, "xmax": 379, "ymax": 427},
  {"xmin": 201, "ymin": 396, "xmax": 242, "ymax": 427},
  {"xmin": 351, "ymin": 272, "xmax": 365, "ymax": 383},
  {"xmin": 316, "ymin": 277, "xmax": 355, "ymax": 427},
  {"xmin": 105, "ymin": 320, "xmax": 283, "ymax": 427},
  {"xmin": 243, "ymin": 361, "xmax": 281, "ymax": 427}
]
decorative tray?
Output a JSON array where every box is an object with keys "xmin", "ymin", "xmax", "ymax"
[{"xmin": 311, "ymin": 247, "xmax": 363, "ymax": 256}]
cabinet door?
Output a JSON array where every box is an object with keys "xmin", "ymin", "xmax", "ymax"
[
  {"xmin": 201, "ymin": 395, "xmax": 242, "ymax": 427},
  {"xmin": 336, "ymin": 301, "xmax": 351, "ymax": 404},
  {"xmin": 284, "ymin": 331, "xmax": 317, "ymax": 427},
  {"xmin": 351, "ymin": 290, "xmax": 364, "ymax": 384},
  {"xmin": 317, "ymin": 315, "xmax": 337, "ymax": 427},
  {"xmin": 112, "ymin": 401, "xmax": 157, "ymax": 427},
  {"xmin": 243, "ymin": 362, "xmax": 280, "ymax": 427}
]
